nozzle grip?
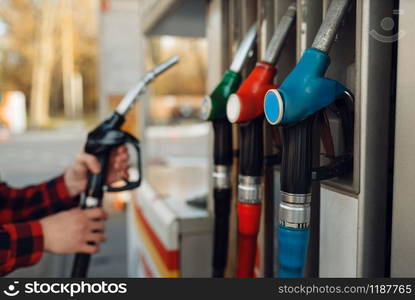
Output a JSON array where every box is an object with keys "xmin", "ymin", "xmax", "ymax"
[
  {"xmin": 313, "ymin": 93, "xmax": 354, "ymax": 181},
  {"xmin": 106, "ymin": 132, "xmax": 142, "ymax": 192}
]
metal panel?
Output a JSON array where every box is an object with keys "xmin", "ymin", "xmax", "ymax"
[
  {"xmin": 355, "ymin": 0, "xmax": 393, "ymax": 277},
  {"xmin": 98, "ymin": 0, "xmax": 143, "ymax": 117},
  {"xmin": 145, "ymin": 0, "xmax": 207, "ymax": 37},
  {"xmin": 319, "ymin": 188, "xmax": 358, "ymax": 277},
  {"xmin": 391, "ymin": 0, "xmax": 415, "ymax": 277},
  {"xmin": 315, "ymin": 0, "xmax": 394, "ymax": 278},
  {"xmin": 296, "ymin": 0, "xmax": 323, "ymax": 59}
]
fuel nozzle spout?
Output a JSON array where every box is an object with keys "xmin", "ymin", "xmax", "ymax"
[
  {"xmin": 116, "ymin": 56, "xmax": 179, "ymax": 116},
  {"xmin": 311, "ymin": 0, "xmax": 351, "ymax": 53}
]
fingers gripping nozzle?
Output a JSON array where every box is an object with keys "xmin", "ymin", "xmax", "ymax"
[{"xmin": 264, "ymin": 48, "xmax": 350, "ymax": 125}]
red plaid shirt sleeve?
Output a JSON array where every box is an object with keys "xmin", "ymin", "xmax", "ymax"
[
  {"xmin": 0, "ymin": 175, "xmax": 79, "ymax": 276},
  {"xmin": 0, "ymin": 221, "xmax": 43, "ymax": 276}
]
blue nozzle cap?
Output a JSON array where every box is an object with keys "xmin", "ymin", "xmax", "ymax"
[
  {"xmin": 264, "ymin": 89, "xmax": 284, "ymax": 125},
  {"xmin": 264, "ymin": 48, "xmax": 349, "ymax": 125}
]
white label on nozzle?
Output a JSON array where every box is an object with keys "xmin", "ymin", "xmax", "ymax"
[
  {"xmin": 85, "ymin": 196, "xmax": 99, "ymax": 208},
  {"xmin": 226, "ymin": 94, "xmax": 241, "ymax": 123}
]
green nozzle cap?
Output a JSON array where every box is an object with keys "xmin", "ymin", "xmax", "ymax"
[{"xmin": 200, "ymin": 70, "xmax": 242, "ymax": 121}]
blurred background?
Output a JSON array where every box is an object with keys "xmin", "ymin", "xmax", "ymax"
[{"xmin": 1, "ymin": 0, "xmax": 210, "ymax": 277}]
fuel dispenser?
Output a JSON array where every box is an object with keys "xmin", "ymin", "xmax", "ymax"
[
  {"xmin": 200, "ymin": 24, "xmax": 257, "ymax": 278},
  {"xmin": 226, "ymin": 3, "xmax": 296, "ymax": 278},
  {"xmin": 264, "ymin": 0, "xmax": 354, "ymax": 277},
  {"xmin": 125, "ymin": 0, "xmax": 395, "ymax": 278}
]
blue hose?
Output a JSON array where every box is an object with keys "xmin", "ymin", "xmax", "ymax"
[{"xmin": 278, "ymin": 225, "xmax": 309, "ymax": 278}]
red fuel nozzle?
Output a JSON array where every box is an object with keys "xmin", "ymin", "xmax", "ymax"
[
  {"xmin": 229, "ymin": 61, "xmax": 278, "ymax": 278},
  {"xmin": 227, "ymin": 62, "xmax": 277, "ymax": 124}
]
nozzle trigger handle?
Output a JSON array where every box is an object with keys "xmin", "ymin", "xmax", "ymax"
[
  {"xmin": 106, "ymin": 131, "xmax": 142, "ymax": 192},
  {"xmin": 312, "ymin": 90, "xmax": 354, "ymax": 181}
]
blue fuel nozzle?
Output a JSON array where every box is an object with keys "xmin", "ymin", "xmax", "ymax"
[{"xmin": 264, "ymin": 48, "xmax": 349, "ymax": 126}]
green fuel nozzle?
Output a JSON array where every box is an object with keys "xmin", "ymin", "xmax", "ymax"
[{"xmin": 200, "ymin": 24, "xmax": 257, "ymax": 121}]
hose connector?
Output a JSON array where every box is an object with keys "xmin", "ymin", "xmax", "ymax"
[
  {"xmin": 279, "ymin": 192, "xmax": 311, "ymax": 229},
  {"xmin": 238, "ymin": 175, "xmax": 262, "ymax": 204},
  {"xmin": 213, "ymin": 165, "xmax": 231, "ymax": 189}
]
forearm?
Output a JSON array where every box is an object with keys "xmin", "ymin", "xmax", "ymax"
[
  {"xmin": 0, "ymin": 221, "xmax": 44, "ymax": 276},
  {"xmin": 0, "ymin": 175, "xmax": 79, "ymax": 223}
]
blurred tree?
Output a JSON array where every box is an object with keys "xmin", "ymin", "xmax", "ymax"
[
  {"xmin": 147, "ymin": 36, "xmax": 207, "ymax": 96},
  {"xmin": 0, "ymin": 0, "xmax": 98, "ymax": 127},
  {"xmin": 0, "ymin": 0, "xmax": 37, "ymax": 97},
  {"xmin": 30, "ymin": 0, "xmax": 58, "ymax": 127}
]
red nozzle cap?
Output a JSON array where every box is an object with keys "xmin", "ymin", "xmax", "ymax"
[{"xmin": 227, "ymin": 62, "xmax": 277, "ymax": 123}]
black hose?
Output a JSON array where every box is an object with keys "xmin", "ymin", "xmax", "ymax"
[
  {"xmin": 211, "ymin": 119, "xmax": 233, "ymax": 277},
  {"xmin": 71, "ymin": 253, "xmax": 91, "ymax": 278},
  {"xmin": 212, "ymin": 188, "xmax": 231, "ymax": 277},
  {"xmin": 239, "ymin": 117, "xmax": 264, "ymax": 176},
  {"xmin": 281, "ymin": 116, "xmax": 315, "ymax": 194}
]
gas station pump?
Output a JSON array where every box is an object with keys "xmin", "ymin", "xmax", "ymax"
[
  {"xmin": 126, "ymin": 0, "xmax": 396, "ymax": 278},
  {"xmin": 226, "ymin": 3, "xmax": 296, "ymax": 278}
]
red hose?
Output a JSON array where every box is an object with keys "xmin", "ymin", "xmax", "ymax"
[{"xmin": 236, "ymin": 202, "xmax": 262, "ymax": 278}]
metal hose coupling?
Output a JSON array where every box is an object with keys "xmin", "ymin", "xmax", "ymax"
[
  {"xmin": 279, "ymin": 192, "xmax": 311, "ymax": 229},
  {"xmin": 238, "ymin": 175, "xmax": 262, "ymax": 204},
  {"xmin": 213, "ymin": 165, "xmax": 231, "ymax": 189}
]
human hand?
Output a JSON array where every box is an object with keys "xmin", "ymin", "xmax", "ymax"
[
  {"xmin": 63, "ymin": 146, "xmax": 129, "ymax": 197},
  {"xmin": 39, "ymin": 208, "xmax": 108, "ymax": 254}
]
